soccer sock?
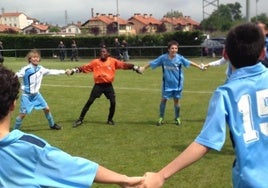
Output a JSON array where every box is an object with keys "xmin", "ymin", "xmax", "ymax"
[
  {"xmin": 14, "ymin": 116, "xmax": 23, "ymax": 129},
  {"xmin": 45, "ymin": 112, "xmax": 55, "ymax": 127},
  {"xmin": 159, "ymin": 102, "xmax": 166, "ymax": 118},
  {"xmin": 174, "ymin": 105, "xmax": 180, "ymax": 119}
]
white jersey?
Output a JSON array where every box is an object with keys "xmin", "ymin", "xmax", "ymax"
[{"xmin": 16, "ymin": 63, "xmax": 65, "ymax": 94}]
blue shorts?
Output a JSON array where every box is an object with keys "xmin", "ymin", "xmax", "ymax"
[
  {"xmin": 162, "ymin": 90, "xmax": 181, "ymax": 99},
  {"xmin": 19, "ymin": 93, "xmax": 48, "ymax": 114}
]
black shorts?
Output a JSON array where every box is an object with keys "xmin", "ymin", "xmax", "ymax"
[{"xmin": 90, "ymin": 83, "xmax": 115, "ymax": 100}]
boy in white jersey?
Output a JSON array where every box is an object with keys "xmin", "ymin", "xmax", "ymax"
[
  {"xmin": 0, "ymin": 65, "xmax": 143, "ymax": 187},
  {"xmin": 14, "ymin": 49, "xmax": 66, "ymax": 130},
  {"xmin": 141, "ymin": 23, "xmax": 268, "ymax": 188}
]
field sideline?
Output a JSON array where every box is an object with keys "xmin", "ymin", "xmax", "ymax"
[{"xmin": 5, "ymin": 57, "xmax": 233, "ymax": 188}]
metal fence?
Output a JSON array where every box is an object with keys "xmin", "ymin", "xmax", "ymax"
[{"xmin": 1, "ymin": 45, "xmax": 208, "ymax": 59}]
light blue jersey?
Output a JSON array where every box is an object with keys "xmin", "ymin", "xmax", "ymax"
[
  {"xmin": 0, "ymin": 130, "xmax": 98, "ymax": 187},
  {"xmin": 195, "ymin": 63, "xmax": 268, "ymax": 188},
  {"xmin": 150, "ymin": 53, "xmax": 191, "ymax": 96}
]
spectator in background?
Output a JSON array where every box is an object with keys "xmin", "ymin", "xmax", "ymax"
[
  {"xmin": 121, "ymin": 39, "xmax": 129, "ymax": 61},
  {"xmin": 58, "ymin": 41, "xmax": 66, "ymax": 61},
  {"xmin": 70, "ymin": 40, "xmax": 78, "ymax": 62},
  {"xmin": 0, "ymin": 41, "xmax": 4, "ymax": 64},
  {"xmin": 114, "ymin": 37, "xmax": 122, "ymax": 60}
]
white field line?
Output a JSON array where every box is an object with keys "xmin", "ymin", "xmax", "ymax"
[{"xmin": 42, "ymin": 84, "xmax": 213, "ymax": 94}]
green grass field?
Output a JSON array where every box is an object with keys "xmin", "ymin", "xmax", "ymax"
[{"xmin": 5, "ymin": 56, "xmax": 233, "ymax": 188}]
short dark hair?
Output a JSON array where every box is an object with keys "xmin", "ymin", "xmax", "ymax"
[
  {"xmin": 99, "ymin": 47, "xmax": 110, "ymax": 54},
  {"xmin": 225, "ymin": 23, "xmax": 265, "ymax": 68},
  {"xmin": 167, "ymin": 40, "xmax": 179, "ymax": 49},
  {"xmin": 0, "ymin": 66, "xmax": 20, "ymax": 120}
]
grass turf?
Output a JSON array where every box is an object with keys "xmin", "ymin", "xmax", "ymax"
[{"xmin": 5, "ymin": 56, "xmax": 233, "ymax": 188}]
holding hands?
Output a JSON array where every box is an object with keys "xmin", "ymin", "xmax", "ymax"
[
  {"xmin": 119, "ymin": 172, "xmax": 164, "ymax": 188},
  {"xmin": 65, "ymin": 69, "xmax": 73, "ymax": 76},
  {"xmin": 65, "ymin": 67, "xmax": 80, "ymax": 76},
  {"xmin": 133, "ymin": 65, "xmax": 145, "ymax": 74},
  {"xmin": 199, "ymin": 63, "xmax": 207, "ymax": 71},
  {"xmin": 140, "ymin": 172, "xmax": 165, "ymax": 188}
]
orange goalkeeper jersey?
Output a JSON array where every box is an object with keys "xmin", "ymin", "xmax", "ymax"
[{"xmin": 80, "ymin": 57, "xmax": 133, "ymax": 84}]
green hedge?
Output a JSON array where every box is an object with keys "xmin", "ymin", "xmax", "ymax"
[{"xmin": 0, "ymin": 31, "xmax": 204, "ymax": 58}]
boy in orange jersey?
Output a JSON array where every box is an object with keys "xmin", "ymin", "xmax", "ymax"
[{"xmin": 66, "ymin": 47, "xmax": 142, "ymax": 127}]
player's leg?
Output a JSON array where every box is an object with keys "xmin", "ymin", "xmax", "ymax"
[
  {"xmin": 13, "ymin": 94, "xmax": 32, "ymax": 129},
  {"xmin": 73, "ymin": 85, "xmax": 100, "ymax": 127},
  {"xmin": 43, "ymin": 107, "xmax": 62, "ymax": 130},
  {"xmin": 32, "ymin": 93, "xmax": 61, "ymax": 130},
  {"xmin": 157, "ymin": 90, "xmax": 170, "ymax": 126},
  {"xmin": 74, "ymin": 95, "xmax": 96, "ymax": 127},
  {"xmin": 157, "ymin": 98, "xmax": 167, "ymax": 126},
  {"xmin": 173, "ymin": 91, "xmax": 182, "ymax": 125},
  {"xmin": 14, "ymin": 113, "xmax": 26, "ymax": 129},
  {"xmin": 174, "ymin": 99, "xmax": 181, "ymax": 125},
  {"xmin": 104, "ymin": 84, "xmax": 116, "ymax": 125}
]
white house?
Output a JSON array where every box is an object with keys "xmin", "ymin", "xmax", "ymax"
[
  {"xmin": 0, "ymin": 12, "xmax": 29, "ymax": 29},
  {"xmin": 61, "ymin": 23, "xmax": 81, "ymax": 35},
  {"xmin": 22, "ymin": 23, "xmax": 49, "ymax": 34}
]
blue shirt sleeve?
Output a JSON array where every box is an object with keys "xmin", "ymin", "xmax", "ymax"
[
  {"xmin": 195, "ymin": 90, "xmax": 227, "ymax": 151},
  {"xmin": 179, "ymin": 55, "xmax": 191, "ymax": 68},
  {"xmin": 35, "ymin": 144, "xmax": 99, "ymax": 188},
  {"xmin": 149, "ymin": 54, "xmax": 165, "ymax": 69}
]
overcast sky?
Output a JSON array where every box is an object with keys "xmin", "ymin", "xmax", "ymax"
[{"xmin": 1, "ymin": 0, "xmax": 267, "ymax": 26}]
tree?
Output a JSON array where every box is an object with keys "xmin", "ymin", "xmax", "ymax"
[
  {"xmin": 164, "ymin": 10, "xmax": 183, "ymax": 18},
  {"xmin": 227, "ymin": 2, "xmax": 242, "ymax": 20},
  {"xmin": 251, "ymin": 13, "xmax": 268, "ymax": 24},
  {"xmin": 49, "ymin": 26, "xmax": 61, "ymax": 33},
  {"xmin": 200, "ymin": 2, "xmax": 243, "ymax": 31}
]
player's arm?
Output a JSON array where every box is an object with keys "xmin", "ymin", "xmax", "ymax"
[
  {"xmin": 94, "ymin": 165, "xmax": 144, "ymax": 187},
  {"xmin": 46, "ymin": 69, "xmax": 66, "ymax": 75},
  {"xmin": 203, "ymin": 57, "xmax": 227, "ymax": 69},
  {"xmin": 134, "ymin": 63, "xmax": 150, "ymax": 74},
  {"xmin": 65, "ymin": 67, "xmax": 81, "ymax": 75},
  {"xmin": 143, "ymin": 64, "xmax": 150, "ymax": 70},
  {"xmin": 190, "ymin": 61, "xmax": 206, "ymax": 70},
  {"xmin": 66, "ymin": 60, "xmax": 96, "ymax": 75},
  {"xmin": 142, "ymin": 142, "xmax": 209, "ymax": 188},
  {"xmin": 114, "ymin": 59, "xmax": 143, "ymax": 74}
]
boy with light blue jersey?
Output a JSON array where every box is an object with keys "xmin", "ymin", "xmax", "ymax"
[
  {"xmin": 140, "ymin": 40, "xmax": 204, "ymax": 126},
  {"xmin": 14, "ymin": 49, "xmax": 66, "ymax": 130},
  {"xmin": 0, "ymin": 66, "xmax": 143, "ymax": 187},
  {"xmin": 141, "ymin": 23, "xmax": 268, "ymax": 188}
]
